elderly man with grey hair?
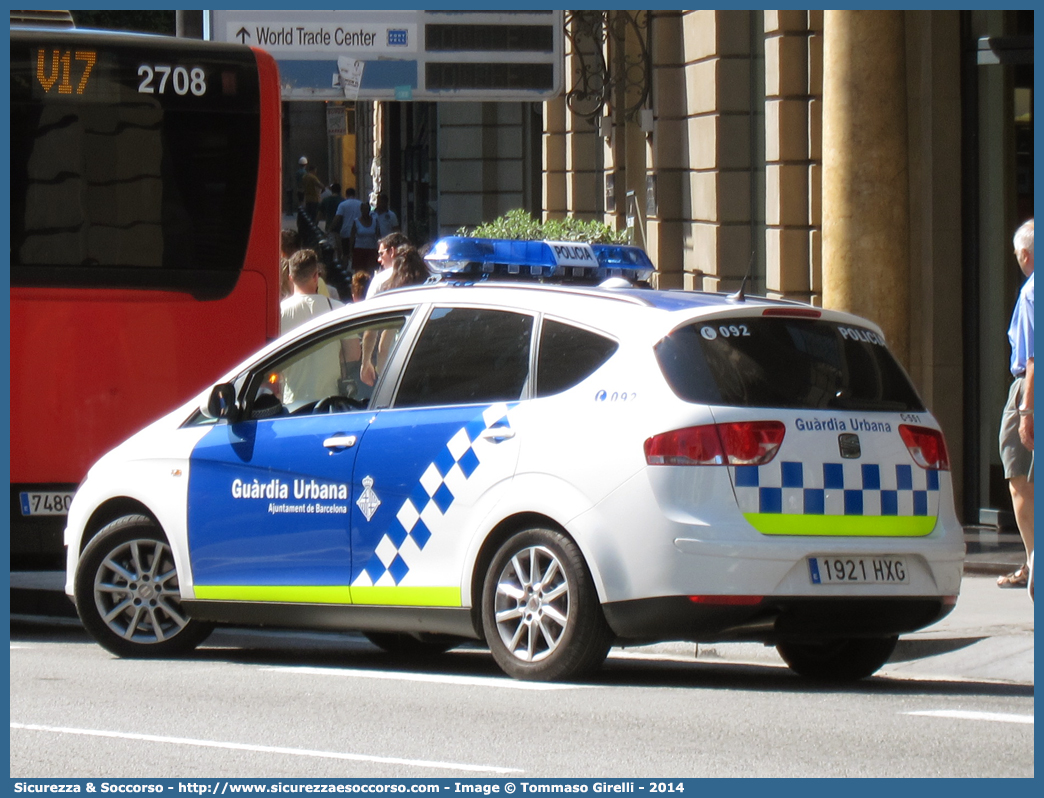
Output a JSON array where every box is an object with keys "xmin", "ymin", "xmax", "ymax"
[{"xmin": 997, "ymin": 219, "xmax": 1034, "ymax": 589}]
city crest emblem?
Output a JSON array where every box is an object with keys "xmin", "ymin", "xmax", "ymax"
[{"xmin": 356, "ymin": 476, "xmax": 381, "ymax": 521}]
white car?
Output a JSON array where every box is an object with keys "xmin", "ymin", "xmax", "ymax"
[{"xmin": 65, "ymin": 241, "xmax": 964, "ymax": 681}]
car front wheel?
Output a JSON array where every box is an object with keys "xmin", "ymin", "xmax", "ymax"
[
  {"xmin": 481, "ymin": 527, "xmax": 612, "ymax": 681},
  {"xmin": 776, "ymin": 636, "xmax": 898, "ymax": 681},
  {"xmin": 74, "ymin": 514, "xmax": 212, "ymax": 658}
]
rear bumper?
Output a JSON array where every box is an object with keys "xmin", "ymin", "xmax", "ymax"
[{"xmin": 603, "ymin": 594, "xmax": 956, "ymax": 644}]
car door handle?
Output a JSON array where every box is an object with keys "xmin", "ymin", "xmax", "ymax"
[
  {"xmin": 480, "ymin": 426, "xmax": 515, "ymax": 443},
  {"xmin": 323, "ymin": 435, "xmax": 357, "ymax": 451}
]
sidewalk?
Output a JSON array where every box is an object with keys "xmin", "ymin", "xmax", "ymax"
[
  {"xmin": 880, "ymin": 527, "xmax": 1033, "ymax": 683},
  {"xmin": 881, "ymin": 573, "xmax": 1034, "ymax": 684},
  {"xmin": 962, "ymin": 527, "xmax": 1027, "ymax": 575}
]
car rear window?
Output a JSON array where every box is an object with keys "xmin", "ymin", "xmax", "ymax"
[{"xmin": 655, "ymin": 316, "xmax": 926, "ymax": 412}]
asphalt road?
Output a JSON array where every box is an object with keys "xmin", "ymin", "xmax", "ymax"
[{"xmin": 10, "ymin": 620, "xmax": 1034, "ymax": 779}]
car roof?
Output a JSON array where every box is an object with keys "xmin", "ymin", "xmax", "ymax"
[
  {"xmin": 358, "ymin": 281, "xmax": 882, "ymax": 337},
  {"xmin": 210, "ymin": 281, "xmax": 886, "ymax": 398}
]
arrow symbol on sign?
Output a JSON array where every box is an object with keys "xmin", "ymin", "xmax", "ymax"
[{"xmin": 236, "ymin": 27, "xmax": 251, "ymax": 44}]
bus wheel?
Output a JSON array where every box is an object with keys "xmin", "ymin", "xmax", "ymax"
[
  {"xmin": 481, "ymin": 527, "xmax": 612, "ymax": 681},
  {"xmin": 776, "ymin": 636, "xmax": 898, "ymax": 681},
  {"xmin": 74, "ymin": 515, "xmax": 212, "ymax": 658}
]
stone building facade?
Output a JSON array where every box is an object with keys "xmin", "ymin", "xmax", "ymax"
[{"xmin": 539, "ymin": 9, "xmax": 1032, "ymax": 525}]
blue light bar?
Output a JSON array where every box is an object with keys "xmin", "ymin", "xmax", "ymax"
[{"xmin": 424, "ymin": 237, "xmax": 656, "ymax": 284}]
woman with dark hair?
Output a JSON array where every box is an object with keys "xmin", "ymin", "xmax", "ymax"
[
  {"xmin": 360, "ymin": 246, "xmax": 433, "ymax": 386},
  {"xmin": 349, "ymin": 202, "xmax": 381, "ymax": 274},
  {"xmin": 381, "ymin": 245, "xmax": 431, "ymax": 292}
]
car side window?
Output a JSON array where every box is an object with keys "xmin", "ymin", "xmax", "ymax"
[
  {"xmin": 536, "ymin": 319, "xmax": 619, "ymax": 397},
  {"xmin": 247, "ymin": 314, "xmax": 408, "ymax": 418},
  {"xmin": 395, "ymin": 307, "xmax": 533, "ymax": 408}
]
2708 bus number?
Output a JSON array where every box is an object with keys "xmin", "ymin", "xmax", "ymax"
[{"xmin": 137, "ymin": 65, "xmax": 207, "ymax": 96}]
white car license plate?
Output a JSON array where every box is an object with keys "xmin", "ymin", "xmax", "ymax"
[
  {"xmin": 19, "ymin": 491, "xmax": 74, "ymax": 517},
  {"xmin": 808, "ymin": 556, "xmax": 909, "ymax": 585}
]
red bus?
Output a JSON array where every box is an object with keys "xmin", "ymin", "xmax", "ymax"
[{"xmin": 10, "ymin": 26, "xmax": 282, "ymax": 572}]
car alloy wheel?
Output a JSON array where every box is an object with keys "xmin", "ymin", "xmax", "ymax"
[
  {"xmin": 481, "ymin": 527, "xmax": 612, "ymax": 681},
  {"xmin": 493, "ymin": 543, "xmax": 570, "ymax": 663},
  {"xmin": 75, "ymin": 515, "xmax": 212, "ymax": 658}
]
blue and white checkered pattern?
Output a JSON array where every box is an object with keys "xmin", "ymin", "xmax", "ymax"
[
  {"xmin": 353, "ymin": 403, "xmax": 512, "ymax": 587},
  {"xmin": 733, "ymin": 461, "xmax": 940, "ymax": 517}
]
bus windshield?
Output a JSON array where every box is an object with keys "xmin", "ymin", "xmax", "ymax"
[{"xmin": 11, "ymin": 31, "xmax": 263, "ymax": 299}]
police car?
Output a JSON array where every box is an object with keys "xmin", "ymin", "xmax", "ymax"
[{"xmin": 65, "ymin": 238, "xmax": 964, "ymax": 682}]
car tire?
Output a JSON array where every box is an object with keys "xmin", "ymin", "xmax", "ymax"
[
  {"xmin": 481, "ymin": 527, "xmax": 612, "ymax": 681},
  {"xmin": 364, "ymin": 632, "xmax": 463, "ymax": 657},
  {"xmin": 776, "ymin": 636, "xmax": 898, "ymax": 681},
  {"xmin": 74, "ymin": 514, "xmax": 212, "ymax": 658}
]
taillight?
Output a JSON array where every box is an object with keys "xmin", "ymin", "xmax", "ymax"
[
  {"xmin": 899, "ymin": 424, "xmax": 950, "ymax": 471},
  {"xmin": 645, "ymin": 421, "xmax": 785, "ymax": 466}
]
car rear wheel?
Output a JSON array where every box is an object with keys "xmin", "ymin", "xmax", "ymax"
[
  {"xmin": 364, "ymin": 632, "xmax": 463, "ymax": 657},
  {"xmin": 481, "ymin": 527, "xmax": 612, "ymax": 681},
  {"xmin": 776, "ymin": 636, "xmax": 898, "ymax": 681},
  {"xmin": 74, "ymin": 515, "xmax": 212, "ymax": 658}
]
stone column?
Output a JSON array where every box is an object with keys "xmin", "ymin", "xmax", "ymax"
[
  {"xmin": 765, "ymin": 10, "xmax": 813, "ymax": 303},
  {"xmin": 543, "ymin": 97, "xmax": 568, "ymax": 220},
  {"xmin": 822, "ymin": 10, "xmax": 910, "ymax": 365}
]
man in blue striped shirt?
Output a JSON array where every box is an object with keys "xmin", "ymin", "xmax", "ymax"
[{"xmin": 998, "ymin": 219, "xmax": 1034, "ymax": 589}]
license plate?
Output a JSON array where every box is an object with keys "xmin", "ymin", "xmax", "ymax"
[
  {"xmin": 19, "ymin": 491, "xmax": 74, "ymax": 517},
  {"xmin": 808, "ymin": 556, "xmax": 909, "ymax": 585}
]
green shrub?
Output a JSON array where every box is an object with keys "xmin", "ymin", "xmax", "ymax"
[{"xmin": 458, "ymin": 209, "xmax": 630, "ymax": 245}]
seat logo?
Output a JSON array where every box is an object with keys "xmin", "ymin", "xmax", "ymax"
[
  {"xmin": 838, "ymin": 433, "xmax": 861, "ymax": 459},
  {"xmin": 356, "ymin": 476, "xmax": 381, "ymax": 521}
]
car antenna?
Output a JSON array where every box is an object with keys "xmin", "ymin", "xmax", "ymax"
[{"xmin": 728, "ymin": 249, "xmax": 755, "ymax": 303}]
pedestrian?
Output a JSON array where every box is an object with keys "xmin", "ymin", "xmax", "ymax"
[
  {"xmin": 351, "ymin": 270, "xmax": 372, "ymax": 303},
  {"xmin": 367, "ymin": 232, "xmax": 412, "ymax": 298},
  {"xmin": 997, "ymin": 219, "xmax": 1034, "ymax": 588},
  {"xmin": 280, "ymin": 248, "xmax": 343, "ymax": 336},
  {"xmin": 319, "ymin": 183, "xmax": 343, "ymax": 233},
  {"xmin": 295, "ymin": 156, "xmax": 308, "ymax": 205},
  {"xmin": 381, "ymin": 244, "xmax": 431, "ymax": 292},
  {"xmin": 359, "ymin": 245, "xmax": 431, "ymax": 388},
  {"xmin": 348, "ymin": 201, "xmax": 382, "ymax": 275},
  {"xmin": 282, "ymin": 227, "xmax": 335, "ymax": 301},
  {"xmin": 301, "ymin": 164, "xmax": 324, "ymax": 223},
  {"xmin": 374, "ymin": 193, "xmax": 400, "ymax": 234},
  {"xmin": 332, "ymin": 187, "xmax": 363, "ymax": 263},
  {"xmin": 278, "ymin": 249, "xmax": 345, "ymax": 404},
  {"xmin": 279, "ymin": 228, "xmax": 301, "ymax": 300}
]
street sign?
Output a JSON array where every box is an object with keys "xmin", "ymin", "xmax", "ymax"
[
  {"xmin": 206, "ymin": 10, "xmax": 563, "ymax": 101},
  {"xmin": 326, "ymin": 106, "xmax": 348, "ymax": 137}
]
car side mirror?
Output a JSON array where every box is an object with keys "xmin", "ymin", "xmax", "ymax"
[{"xmin": 202, "ymin": 383, "xmax": 239, "ymax": 422}]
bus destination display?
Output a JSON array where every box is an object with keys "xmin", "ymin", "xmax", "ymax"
[{"xmin": 33, "ymin": 46, "xmax": 210, "ymax": 100}]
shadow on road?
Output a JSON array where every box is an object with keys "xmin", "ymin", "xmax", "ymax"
[
  {"xmin": 11, "ymin": 620, "xmax": 1032, "ymax": 700},
  {"xmin": 890, "ymin": 636, "xmax": 985, "ymax": 661}
]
